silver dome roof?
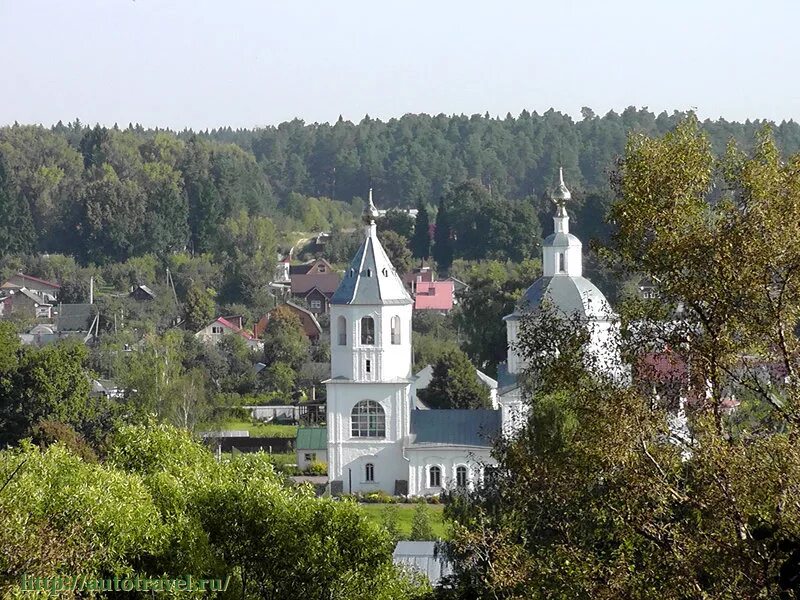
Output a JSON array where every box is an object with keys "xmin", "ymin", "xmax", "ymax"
[{"xmin": 505, "ymin": 274, "xmax": 615, "ymax": 322}]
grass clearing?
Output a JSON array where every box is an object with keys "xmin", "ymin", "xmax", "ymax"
[
  {"xmin": 359, "ymin": 503, "xmax": 449, "ymax": 540},
  {"xmin": 266, "ymin": 451, "xmax": 297, "ymax": 467},
  {"xmin": 219, "ymin": 420, "xmax": 298, "ymax": 438}
]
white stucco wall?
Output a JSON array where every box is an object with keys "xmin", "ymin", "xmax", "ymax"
[
  {"xmin": 505, "ymin": 319, "xmax": 523, "ymax": 375},
  {"xmin": 406, "ymin": 447, "xmax": 495, "ymax": 496},
  {"xmin": 326, "ymin": 381, "xmax": 412, "ymax": 494},
  {"xmin": 297, "ymin": 448, "xmax": 328, "ymax": 471},
  {"xmin": 330, "ymin": 304, "xmax": 413, "ymax": 382}
]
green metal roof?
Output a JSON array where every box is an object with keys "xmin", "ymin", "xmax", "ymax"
[{"xmin": 296, "ymin": 427, "xmax": 327, "ymax": 450}]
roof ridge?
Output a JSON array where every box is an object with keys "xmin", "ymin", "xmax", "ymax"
[
  {"xmin": 14, "ymin": 273, "xmax": 61, "ymax": 288},
  {"xmin": 351, "ymin": 232, "xmax": 370, "ymax": 300}
]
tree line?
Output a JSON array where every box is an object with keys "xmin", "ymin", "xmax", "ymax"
[{"xmin": 4, "ymin": 108, "xmax": 800, "ymax": 266}]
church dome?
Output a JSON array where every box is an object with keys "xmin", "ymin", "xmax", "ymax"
[
  {"xmin": 504, "ymin": 168, "xmax": 615, "ymax": 323},
  {"xmin": 507, "ymin": 274, "xmax": 615, "ymax": 322},
  {"xmin": 544, "ymin": 231, "xmax": 582, "ymax": 247}
]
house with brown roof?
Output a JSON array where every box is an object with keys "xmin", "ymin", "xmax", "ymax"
[
  {"xmin": 1, "ymin": 273, "xmax": 60, "ymax": 303},
  {"xmin": 254, "ymin": 301, "xmax": 322, "ymax": 342},
  {"xmin": 290, "ymin": 275, "xmax": 340, "ymax": 314},
  {"xmin": 270, "ymin": 257, "xmax": 341, "ymax": 314},
  {"xmin": 289, "ymin": 257, "xmax": 334, "ymax": 276}
]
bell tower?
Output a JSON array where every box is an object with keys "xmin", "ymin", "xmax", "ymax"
[{"xmin": 326, "ymin": 190, "xmax": 415, "ymax": 495}]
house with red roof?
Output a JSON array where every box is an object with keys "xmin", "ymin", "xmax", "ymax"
[
  {"xmin": 402, "ymin": 265, "xmax": 435, "ymax": 294},
  {"xmin": 413, "ymin": 280, "xmax": 454, "ymax": 312},
  {"xmin": 195, "ymin": 316, "xmax": 263, "ymax": 351}
]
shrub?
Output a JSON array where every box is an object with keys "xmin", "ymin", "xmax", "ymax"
[
  {"xmin": 365, "ymin": 490, "xmax": 397, "ymax": 504},
  {"xmin": 381, "ymin": 504, "xmax": 402, "ymax": 544},
  {"xmin": 279, "ymin": 463, "xmax": 301, "ymax": 476},
  {"xmin": 409, "ymin": 503, "xmax": 435, "ymax": 541},
  {"xmin": 306, "ymin": 460, "xmax": 327, "ymax": 476},
  {"xmin": 29, "ymin": 419, "xmax": 98, "ymax": 463}
]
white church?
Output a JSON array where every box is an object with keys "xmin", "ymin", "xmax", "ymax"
[{"xmin": 325, "ymin": 171, "xmax": 619, "ymax": 496}]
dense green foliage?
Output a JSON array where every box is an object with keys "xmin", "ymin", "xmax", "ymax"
[
  {"xmin": 0, "ymin": 322, "xmax": 114, "ymax": 447},
  {"xmin": 452, "ymin": 259, "xmax": 541, "ymax": 375},
  {"xmin": 4, "ymin": 109, "xmax": 800, "ymax": 264},
  {"xmin": 411, "ymin": 199, "xmax": 431, "ymax": 260},
  {"xmin": 0, "ymin": 424, "xmax": 429, "ymax": 599},
  {"xmin": 441, "ymin": 120, "xmax": 800, "ymax": 599},
  {"xmin": 418, "ymin": 348, "xmax": 491, "ymax": 409}
]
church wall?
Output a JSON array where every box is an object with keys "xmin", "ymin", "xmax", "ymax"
[
  {"xmin": 326, "ymin": 381, "xmax": 412, "ymax": 495},
  {"xmin": 407, "ymin": 448, "xmax": 495, "ymax": 496},
  {"xmin": 498, "ymin": 386, "xmax": 528, "ymax": 437}
]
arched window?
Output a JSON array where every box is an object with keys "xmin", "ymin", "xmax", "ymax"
[
  {"xmin": 558, "ymin": 252, "xmax": 566, "ymax": 273},
  {"xmin": 351, "ymin": 400, "xmax": 385, "ymax": 438},
  {"xmin": 390, "ymin": 315, "xmax": 401, "ymax": 345},
  {"xmin": 360, "ymin": 316, "xmax": 375, "ymax": 345},
  {"xmin": 365, "ymin": 463, "xmax": 374, "ymax": 482},
  {"xmin": 429, "ymin": 465, "xmax": 442, "ymax": 488},
  {"xmin": 456, "ymin": 465, "xmax": 468, "ymax": 488},
  {"xmin": 337, "ymin": 316, "xmax": 347, "ymax": 346}
]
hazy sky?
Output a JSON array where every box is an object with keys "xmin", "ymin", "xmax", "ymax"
[{"xmin": 2, "ymin": 0, "xmax": 798, "ymax": 129}]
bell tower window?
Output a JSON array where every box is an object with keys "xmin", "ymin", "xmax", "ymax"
[
  {"xmin": 360, "ymin": 316, "xmax": 375, "ymax": 345},
  {"xmin": 558, "ymin": 252, "xmax": 566, "ymax": 273},
  {"xmin": 337, "ymin": 315, "xmax": 347, "ymax": 345},
  {"xmin": 390, "ymin": 316, "xmax": 401, "ymax": 345}
]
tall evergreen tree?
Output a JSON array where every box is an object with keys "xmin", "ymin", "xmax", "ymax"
[
  {"xmin": 432, "ymin": 198, "xmax": 453, "ymax": 272},
  {"xmin": 411, "ymin": 198, "xmax": 431, "ymax": 260},
  {"xmin": 418, "ymin": 348, "xmax": 490, "ymax": 409},
  {"xmin": 0, "ymin": 156, "xmax": 36, "ymax": 255}
]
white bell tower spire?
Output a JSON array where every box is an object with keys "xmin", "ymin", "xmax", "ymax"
[{"xmin": 542, "ymin": 167, "xmax": 582, "ymax": 277}]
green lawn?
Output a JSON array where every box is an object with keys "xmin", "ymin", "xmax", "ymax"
[
  {"xmin": 359, "ymin": 503, "xmax": 449, "ymax": 540},
  {"xmin": 219, "ymin": 420, "xmax": 298, "ymax": 438},
  {"xmin": 266, "ymin": 451, "xmax": 297, "ymax": 467},
  {"xmin": 229, "ymin": 448, "xmax": 297, "ymax": 467}
]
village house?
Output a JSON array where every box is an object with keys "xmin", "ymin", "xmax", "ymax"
[
  {"xmin": 402, "ymin": 265, "xmax": 435, "ymax": 294},
  {"xmin": 128, "ymin": 284, "xmax": 157, "ymax": 301},
  {"xmin": 272, "ymin": 256, "xmax": 341, "ymax": 314},
  {"xmin": 412, "ymin": 280, "xmax": 455, "ymax": 312},
  {"xmin": 195, "ymin": 316, "xmax": 263, "ymax": 351},
  {"xmin": 295, "ymin": 427, "xmax": 328, "ymax": 470},
  {"xmin": 253, "ymin": 301, "xmax": 322, "ymax": 342},
  {"xmin": 1, "ymin": 273, "xmax": 60, "ymax": 303},
  {"xmin": 0, "ymin": 288, "xmax": 53, "ymax": 319},
  {"xmin": 402, "ymin": 265, "xmax": 456, "ymax": 312}
]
